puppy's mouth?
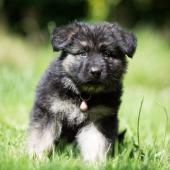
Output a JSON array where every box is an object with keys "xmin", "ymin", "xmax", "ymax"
[
  {"xmin": 85, "ymin": 80, "xmax": 102, "ymax": 85},
  {"xmin": 78, "ymin": 76, "xmax": 105, "ymax": 85},
  {"xmin": 79, "ymin": 82, "xmax": 105, "ymax": 93}
]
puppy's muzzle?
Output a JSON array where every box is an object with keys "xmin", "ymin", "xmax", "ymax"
[{"xmin": 90, "ymin": 66, "xmax": 102, "ymax": 79}]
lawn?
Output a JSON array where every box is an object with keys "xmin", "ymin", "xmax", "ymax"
[{"xmin": 0, "ymin": 25, "xmax": 170, "ymax": 170}]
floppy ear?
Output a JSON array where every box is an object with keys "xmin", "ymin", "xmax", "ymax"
[
  {"xmin": 109, "ymin": 23, "xmax": 137, "ymax": 58},
  {"xmin": 118, "ymin": 30, "xmax": 137, "ymax": 58},
  {"xmin": 51, "ymin": 23, "xmax": 79, "ymax": 51}
]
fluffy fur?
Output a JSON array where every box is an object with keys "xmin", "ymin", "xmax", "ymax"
[{"xmin": 28, "ymin": 21, "xmax": 137, "ymax": 162}]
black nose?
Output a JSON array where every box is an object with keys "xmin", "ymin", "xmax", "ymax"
[{"xmin": 90, "ymin": 67, "xmax": 101, "ymax": 77}]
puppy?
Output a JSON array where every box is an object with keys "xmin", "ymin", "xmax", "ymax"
[{"xmin": 28, "ymin": 22, "xmax": 137, "ymax": 162}]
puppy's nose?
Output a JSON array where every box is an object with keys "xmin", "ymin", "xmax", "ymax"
[{"xmin": 90, "ymin": 67, "xmax": 101, "ymax": 77}]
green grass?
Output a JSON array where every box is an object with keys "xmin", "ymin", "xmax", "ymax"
[{"xmin": 0, "ymin": 26, "xmax": 170, "ymax": 170}]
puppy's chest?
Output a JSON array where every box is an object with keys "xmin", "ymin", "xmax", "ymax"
[
  {"xmin": 87, "ymin": 104, "xmax": 113, "ymax": 120},
  {"xmin": 50, "ymin": 96, "xmax": 113, "ymax": 123},
  {"xmin": 78, "ymin": 97, "xmax": 114, "ymax": 121},
  {"xmin": 82, "ymin": 95, "xmax": 114, "ymax": 120}
]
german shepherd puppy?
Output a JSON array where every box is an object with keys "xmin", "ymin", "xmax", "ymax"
[{"xmin": 28, "ymin": 22, "xmax": 137, "ymax": 162}]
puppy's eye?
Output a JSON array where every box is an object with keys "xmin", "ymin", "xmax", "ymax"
[
  {"xmin": 103, "ymin": 51, "xmax": 115, "ymax": 59},
  {"xmin": 103, "ymin": 51, "xmax": 111, "ymax": 58},
  {"xmin": 79, "ymin": 52, "xmax": 87, "ymax": 57}
]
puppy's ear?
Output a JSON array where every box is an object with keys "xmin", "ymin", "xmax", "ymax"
[
  {"xmin": 51, "ymin": 23, "xmax": 79, "ymax": 51},
  {"xmin": 109, "ymin": 23, "xmax": 137, "ymax": 58},
  {"xmin": 118, "ymin": 30, "xmax": 137, "ymax": 58}
]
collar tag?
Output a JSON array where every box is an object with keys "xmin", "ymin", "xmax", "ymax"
[{"xmin": 80, "ymin": 100, "xmax": 88, "ymax": 112}]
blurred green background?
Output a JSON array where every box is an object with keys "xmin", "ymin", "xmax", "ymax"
[
  {"xmin": 1, "ymin": 0, "xmax": 170, "ymax": 39},
  {"xmin": 0, "ymin": 0, "xmax": 170, "ymax": 170}
]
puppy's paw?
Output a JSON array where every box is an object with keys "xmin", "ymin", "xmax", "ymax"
[{"xmin": 28, "ymin": 145, "xmax": 53, "ymax": 160}]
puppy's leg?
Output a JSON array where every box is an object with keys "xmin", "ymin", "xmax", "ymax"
[
  {"xmin": 28, "ymin": 108, "xmax": 61, "ymax": 159},
  {"xmin": 99, "ymin": 114, "xmax": 118, "ymax": 156},
  {"xmin": 76, "ymin": 123, "xmax": 110, "ymax": 163}
]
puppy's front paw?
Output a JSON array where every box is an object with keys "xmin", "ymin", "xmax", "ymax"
[
  {"xmin": 76, "ymin": 123, "xmax": 110, "ymax": 163},
  {"xmin": 28, "ymin": 143, "xmax": 53, "ymax": 160}
]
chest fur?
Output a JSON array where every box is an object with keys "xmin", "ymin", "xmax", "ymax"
[{"xmin": 50, "ymin": 96, "xmax": 113, "ymax": 124}]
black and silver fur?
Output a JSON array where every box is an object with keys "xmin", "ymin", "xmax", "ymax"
[{"xmin": 28, "ymin": 22, "xmax": 137, "ymax": 162}]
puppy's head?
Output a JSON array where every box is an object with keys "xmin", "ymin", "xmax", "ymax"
[{"xmin": 51, "ymin": 22, "xmax": 137, "ymax": 92}]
